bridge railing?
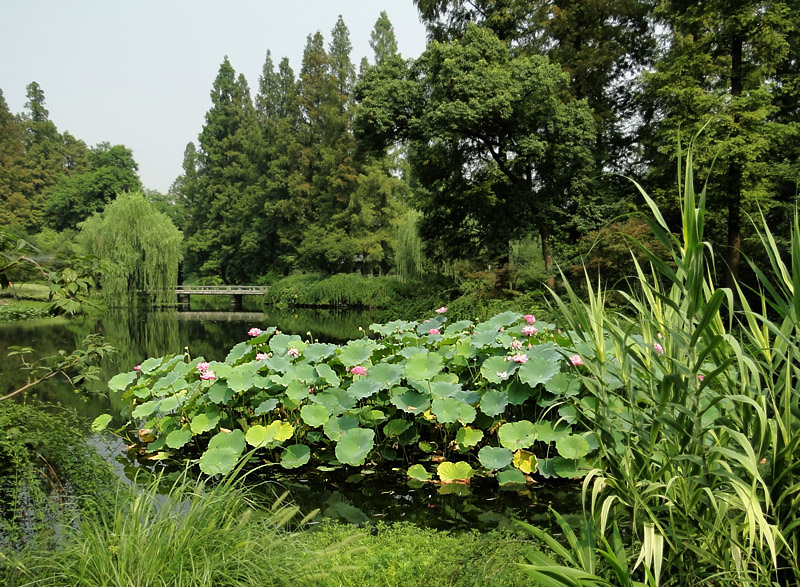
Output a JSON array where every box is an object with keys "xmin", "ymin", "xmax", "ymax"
[{"xmin": 174, "ymin": 285, "xmax": 268, "ymax": 295}]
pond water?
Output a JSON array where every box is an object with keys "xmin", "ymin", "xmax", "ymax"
[{"xmin": 0, "ymin": 304, "xmax": 580, "ymax": 532}]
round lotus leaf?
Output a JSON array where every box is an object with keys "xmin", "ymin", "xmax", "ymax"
[
  {"xmin": 347, "ymin": 379, "xmax": 381, "ymax": 401},
  {"xmin": 367, "ymin": 363, "xmax": 405, "ymax": 387},
  {"xmin": 480, "ymin": 390, "xmax": 509, "ymax": 417},
  {"xmin": 390, "ymin": 389, "xmax": 430, "ymax": 413},
  {"xmin": 301, "ymin": 403, "xmax": 330, "ymax": 427},
  {"xmin": 497, "ymin": 420, "xmax": 536, "ymax": 451},
  {"xmin": 404, "ymin": 351, "xmax": 444, "ymax": 381},
  {"xmin": 432, "ymin": 397, "xmax": 476, "ymax": 424},
  {"xmin": 513, "ymin": 449, "xmax": 537, "ymax": 474},
  {"xmin": 518, "ymin": 356, "xmax": 560, "ymax": 388},
  {"xmin": 207, "ymin": 429, "xmax": 246, "ymax": 453},
  {"xmin": 407, "ymin": 463, "xmax": 431, "ymax": 481},
  {"xmin": 304, "ymin": 343, "xmax": 338, "ymax": 363},
  {"xmin": 323, "ymin": 414, "xmax": 360, "ymax": 441},
  {"xmin": 199, "ymin": 447, "xmax": 240, "ymax": 476},
  {"xmin": 478, "ymin": 446, "xmax": 513, "ymax": 470},
  {"xmin": 281, "ymin": 444, "xmax": 311, "ymax": 469},
  {"xmin": 480, "ymin": 356, "xmax": 514, "ymax": 383},
  {"xmin": 497, "ymin": 468, "xmax": 526, "ymax": 486},
  {"xmin": 338, "ymin": 339, "xmax": 377, "ymax": 367},
  {"xmin": 91, "ymin": 413, "xmax": 113, "ymax": 432},
  {"xmin": 556, "ymin": 434, "xmax": 591, "ymax": 460},
  {"xmin": 108, "ymin": 371, "xmax": 137, "ymax": 393},
  {"xmin": 335, "ymin": 428, "xmax": 375, "ymax": 466},
  {"xmin": 383, "ymin": 419, "xmax": 412, "ymax": 437},
  {"xmin": 165, "ymin": 427, "xmax": 192, "ymax": 449},
  {"xmin": 254, "ymin": 398, "xmax": 279, "ymax": 416},
  {"xmin": 190, "ymin": 409, "xmax": 220, "ymax": 434},
  {"xmin": 131, "ymin": 399, "xmax": 161, "ymax": 420},
  {"xmin": 437, "ymin": 461, "xmax": 475, "ymax": 482},
  {"xmin": 455, "ymin": 426, "xmax": 484, "ymax": 449},
  {"xmin": 315, "ymin": 363, "xmax": 340, "ymax": 387}
]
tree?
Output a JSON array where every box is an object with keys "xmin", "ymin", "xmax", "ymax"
[
  {"xmin": 355, "ymin": 24, "xmax": 596, "ymax": 279},
  {"xmin": 45, "ymin": 143, "xmax": 141, "ymax": 231},
  {"xmin": 369, "ymin": 11, "xmax": 399, "ymax": 65},
  {"xmin": 641, "ymin": 0, "xmax": 798, "ymax": 287},
  {"xmin": 78, "ymin": 191, "xmax": 182, "ymax": 307}
]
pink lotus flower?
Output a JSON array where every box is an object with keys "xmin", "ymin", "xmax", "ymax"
[
  {"xmin": 287, "ymin": 347, "xmax": 300, "ymax": 358},
  {"xmin": 511, "ymin": 339, "xmax": 523, "ymax": 350},
  {"xmin": 569, "ymin": 355, "xmax": 584, "ymax": 366},
  {"xmin": 435, "ymin": 306, "xmax": 448, "ymax": 314},
  {"xmin": 350, "ymin": 365, "xmax": 368, "ymax": 376},
  {"xmin": 510, "ymin": 353, "xmax": 528, "ymax": 364},
  {"xmin": 255, "ymin": 353, "xmax": 269, "ymax": 361},
  {"xmin": 524, "ymin": 314, "xmax": 536, "ymax": 324},
  {"xmin": 496, "ymin": 370, "xmax": 509, "ymax": 380},
  {"xmin": 428, "ymin": 328, "xmax": 440, "ymax": 335},
  {"xmin": 522, "ymin": 325, "xmax": 538, "ymax": 336},
  {"xmin": 134, "ymin": 365, "xmax": 141, "ymax": 372},
  {"xmin": 248, "ymin": 327, "xmax": 263, "ymax": 337},
  {"xmin": 697, "ymin": 374, "xmax": 705, "ymax": 381},
  {"xmin": 200, "ymin": 370, "xmax": 216, "ymax": 381},
  {"xmin": 197, "ymin": 362, "xmax": 210, "ymax": 372},
  {"xmin": 653, "ymin": 342, "xmax": 664, "ymax": 353}
]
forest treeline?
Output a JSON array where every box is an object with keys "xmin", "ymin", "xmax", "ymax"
[{"xmin": 1, "ymin": 2, "xmax": 798, "ymax": 293}]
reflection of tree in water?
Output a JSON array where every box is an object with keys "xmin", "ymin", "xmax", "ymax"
[
  {"xmin": 102, "ymin": 310, "xmax": 182, "ymax": 370},
  {"xmin": 261, "ymin": 308, "xmax": 381, "ymax": 343}
]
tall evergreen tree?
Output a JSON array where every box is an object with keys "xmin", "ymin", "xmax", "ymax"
[{"xmin": 369, "ymin": 11, "xmax": 399, "ymax": 65}]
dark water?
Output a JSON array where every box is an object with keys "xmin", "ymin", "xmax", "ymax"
[{"xmin": 0, "ymin": 306, "xmax": 580, "ymax": 531}]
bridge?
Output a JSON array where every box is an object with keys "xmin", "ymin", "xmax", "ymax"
[{"xmin": 175, "ymin": 285, "xmax": 268, "ymax": 310}]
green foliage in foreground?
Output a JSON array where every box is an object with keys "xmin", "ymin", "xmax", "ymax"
[
  {"xmin": 2, "ymin": 470, "xmax": 536, "ymax": 587},
  {"xmin": 0, "ymin": 301, "xmax": 50, "ymax": 321}
]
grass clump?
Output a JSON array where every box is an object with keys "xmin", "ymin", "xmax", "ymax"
[{"xmin": 0, "ymin": 301, "xmax": 51, "ymax": 321}]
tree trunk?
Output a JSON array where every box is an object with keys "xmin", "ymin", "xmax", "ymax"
[
  {"xmin": 725, "ymin": 32, "xmax": 743, "ymax": 290},
  {"xmin": 541, "ymin": 226, "xmax": 555, "ymax": 289}
]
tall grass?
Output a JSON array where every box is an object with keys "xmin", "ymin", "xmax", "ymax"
[
  {"xmin": 521, "ymin": 139, "xmax": 799, "ymax": 585},
  {"xmin": 7, "ymin": 470, "xmax": 320, "ymax": 586}
]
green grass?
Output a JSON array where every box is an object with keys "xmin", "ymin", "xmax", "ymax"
[{"xmin": 0, "ymin": 283, "xmax": 51, "ymax": 301}]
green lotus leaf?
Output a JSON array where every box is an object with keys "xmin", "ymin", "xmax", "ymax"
[
  {"xmin": 558, "ymin": 404, "xmax": 579, "ymax": 424},
  {"xmin": 535, "ymin": 420, "xmax": 571, "ymax": 443},
  {"xmin": 518, "ymin": 356, "xmax": 561, "ymax": 389},
  {"xmin": 506, "ymin": 381, "xmax": 533, "ymax": 405},
  {"xmin": 165, "ymin": 427, "xmax": 192, "ymax": 449},
  {"xmin": 304, "ymin": 343, "xmax": 338, "ymax": 363},
  {"xmin": 265, "ymin": 355, "xmax": 290, "ymax": 373},
  {"xmin": 335, "ymin": 428, "xmax": 375, "ymax": 466},
  {"xmin": 470, "ymin": 328, "xmax": 499, "ymax": 348},
  {"xmin": 496, "ymin": 468, "xmax": 527, "ymax": 486},
  {"xmin": 551, "ymin": 456, "xmax": 587, "ymax": 478},
  {"xmin": 432, "ymin": 397, "xmax": 476, "ymax": 424},
  {"xmin": 281, "ymin": 444, "xmax": 311, "ymax": 469},
  {"xmin": 315, "ymin": 363, "xmax": 340, "ymax": 387},
  {"xmin": 445, "ymin": 320, "xmax": 472, "ymax": 334},
  {"xmin": 131, "ymin": 399, "xmax": 161, "ymax": 419},
  {"xmin": 269, "ymin": 333, "xmax": 302, "ymax": 355},
  {"xmin": 455, "ymin": 426, "xmax": 484, "ymax": 449},
  {"xmin": 226, "ymin": 367, "xmax": 257, "ymax": 394},
  {"xmin": 404, "ymin": 351, "xmax": 444, "ymax": 381},
  {"xmin": 108, "ymin": 371, "xmax": 137, "ymax": 392},
  {"xmin": 358, "ymin": 409, "xmax": 387, "ymax": 426},
  {"xmin": 208, "ymin": 429, "xmax": 246, "ymax": 454},
  {"xmin": 347, "ymin": 379, "xmax": 381, "ymax": 400},
  {"xmin": 139, "ymin": 357, "xmax": 162, "ymax": 374},
  {"xmin": 225, "ymin": 341, "xmax": 251, "ymax": 364},
  {"xmin": 480, "ymin": 390, "xmax": 508, "ymax": 417},
  {"xmin": 245, "ymin": 421, "xmax": 292, "ymax": 448},
  {"xmin": 301, "ymin": 403, "xmax": 330, "ymax": 427},
  {"xmin": 311, "ymin": 391, "xmax": 346, "ymax": 416},
  {"xmin": 480, "ymin": 356, "xmax": 514, "ymax": 383},
  {"xmin": 199, "ymin": 447, "xmax": 239, "ymax": 476},
  {"xmin": 429, "ymin": 380, "xmax": 461, "ymax": 399},
  {"xmin": 556, "ymin": 434, "xmax": 591, "ymax": 460},
  {"xmin": 478, "ymin": 446, "xmax": 513, "ymax": 470},
  {"xmin": 407, "ymin": 463, "xmax": 432, "ymax": 481},
  {"xmin": 390, "ymin": 388, "xmax": 430, "ymax": 414},
  {"xmin": 159, "ymin": 396, "xmax": 180, "ymax": 412},
  {"xmin": 323, "ymin": 414, "xmax": 360, "ymax": 441},
  {"xmin": 383, "ymin": 419, "xmax": 411, "ymax": 437},
  {"xmin": 437, "ymin": 461, "xmax": 475, "ymax": 482},
  {"xmin": 207, "ymin": 382, "xmax": 233, "ymax": 405},
  {"xmin": 190, "ymin": 409, "xmax": 220, "ymax": 434},
  {"xmin": 399, "ymin": 346, "xmax": 427, "ymax": 359},
  {"xmin": 253, "ymin": 398, "xmax": 279, "ymax": 415},
  {"xmin": 544, "ymin": 372, "xmax": 582, "ymax": 397},
  {"xmin": 497, "ymin": 420, "xmax": 537, "ymax": 451},
  {"xmin": 338, "ymin": 339, "xmax": 377, "ymax": 367},
  {"xmin": 366, "ymin": 362, "xmax": 405, "ymax": 388},
  {"xmin": 91, "ymin": 413, "xmax": 113, "ymax": 432}
]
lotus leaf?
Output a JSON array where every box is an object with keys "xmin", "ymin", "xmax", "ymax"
[
  {"xmin": 480, "ymin": 356, "xmax": 515, "ymax": 384},
  {"xmin": 335, "ymin": 428, "xmax": 375, "ymax": 466},
  {"xmin": 190, "ymin": 409, "xmax": 220, "ymax": 434},
  {"xmin": 323, "ymin": 414, "xmax": 360, "ymax": 441},
  {"xmin": 301, "ymin": 404, "xmax": 330, "ymax": 427},
  {"xmin": 91, "ymin": 413, "xmax": 113, "ymax": 432},
  {"xmin": 366, "ymin": 362, "xmax": 404, "ymax": 387},
  {"xmin": 498, "ymin": 420, "xmax": 537, "ymax": 451},
  {"xmin": 513, "ymin": 449, "xmax": 537, "ymax": 474},
  {"xmin": 404, "ymin": 351, "xmax": 444, "ymax": 381},
  {"xmin": 338, "ymin": 339, "xmax": 377, "ymax": 367},
  {"xmin": 390, "ymin": 388, "xmax": 430, "ymax": 413},
  {"xmin": 407, "ymin": 463, "xmax": 431, "ymax": 481},
  {"xmin": 544, "ymin": 372, "xmax": 582, "ymax": 397},
  {"xmin": 131, "ymin": 399, "xmax": 161, "ymax": 419},
  {"xmin": 480, "ymin": 390, "xmax": 509, "ymax": 417},
  {"xmin": 347, "ymin": 379, "xmax": 381, "ymax": 400},
  {"xmin": 159, "ymin": 396, "xmax": 180, "ymax": 412},
  {"xmin": 139, "ymin": 357, "xmax": 162, "ymax": 374},
  {"xmin": 265, "ymin": 355, "xmax": 290, "ymax": 373},
  {"xmin": 358, "ymin": 409, "xmax": 387, "ymax": 426},
  {"xmin": 315, "ymin": 363, "xmax": 340, "ymax": 387},
  {"xmin": 399, "ymin": 346, "xmax": 427, "ymax": 359},
  {"xmin": 207, "ymin": 382, "xmax": 233, "ymax": 405},
  {"xmin": 108, "ymin": 371, "xmax": 137, "ymax": 392},
  {"xmin": 552, "ymin": 456, "xmax": 585, "ymax": 478},
  {"xmin": 208, "ymin": 429, "xmax": 246, "ymax": 453},
  {"xmin": 534, "ymin": 420, "xmax": 571, "ymax": 443},
  {"xmin": 226, "ymin": 367, "xmax": 258, "ymax": 394},
  {"xmin": 281, "ymin": 444, "xmax": 311, "ymax": 469},
  {"xmin": 432, "ymin": 397, "xmax": 476, "ymax": 424},
  {"xmin": 225, "ymin": 341, "xmax": 251, "ymax": 364},
  {"xmin": 269, "ymin": 333, "xmax": 302, "ymax": 354},
  {"xmin": 506, "ymin": 381, "xmax": 533, "ymax": 405},
  {"xmin": 497, "ymin": 468, "xmax": 526, "ymax": 486},
  {"xmin": 518, "ymin": 356, "xmax": 560, "ymax": 389},
  {"xmin": 304, "ymin": 343, "xmax": 337, "ymax": 363},
  {"xmin": 556, "ymin": 434, "xmax": 591, "ymax": 460},
  {"xmin": 429, "ymin": 380, "xmax": 462, "ymax": 399},
  {"xmin": 245, "ymin": 420, "xmax": 293, "ymax": 448},
  {"xmin": 165, "ymin": 427, "xmax": 192, "ymax": 449},
  {"xmin": 455, "ymin": 426, "xmax": 484, "ymax": 449},
  {"xmin": 445, "ymin": 320, "xmax": 472, "ymax": 334},
  {"xmin": 558, "ymin": 404, "xmax": 579, "ymax": 424},
  {"xmin": 470, "ymin": 328, "xmax": 499, "ymax": 348},
  {"xmin": 199, "ymin": 447, "xmax": 239, "ymax": 476},
  {"xmin": 253, "ymin": 398, "xmax": 279, "ymax": 415},
  {"xmin": 478, "ymin": 446, "xmax": 513, "ymax": 470},
  {"xmin": 284, "ymin": 379, "xmax": 310, "ymax": 403},
  {"xmin": 437, "ymin": 461, "xmax": 475, "ymax": 482},
  {"xmin": 383, "ymin": 419, "xmax": 411, "ymax": 437}
]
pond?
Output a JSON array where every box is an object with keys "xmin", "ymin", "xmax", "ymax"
[{"xmin": 0, "ymin": 305, "xmax": 581, "ymax": 532}]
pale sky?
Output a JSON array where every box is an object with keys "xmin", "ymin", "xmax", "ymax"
[{"xmin": 1, "ymin": 1, "xmax": 428, "ymax": 193}]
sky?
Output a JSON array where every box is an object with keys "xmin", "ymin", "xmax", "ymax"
[{"xmin": 1, "ymin": 1, "xmax": 428, "ymax": 193}]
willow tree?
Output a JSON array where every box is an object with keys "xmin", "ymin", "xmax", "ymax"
[{"xmin": 79, "ymin": 191, "xmax": 182, "ymax": 307}]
